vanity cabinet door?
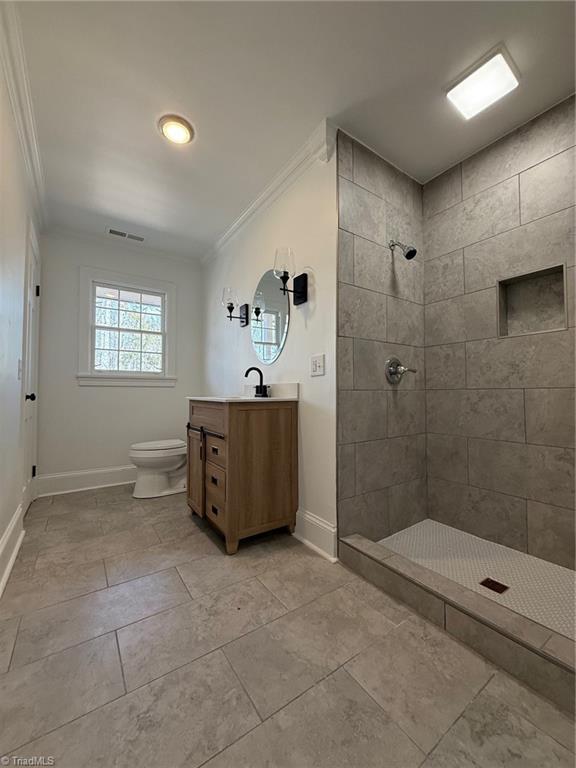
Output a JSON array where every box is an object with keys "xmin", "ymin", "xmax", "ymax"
[{"xmin": 187, "ymin": 426, "xmax": 204, "ymax": 516}]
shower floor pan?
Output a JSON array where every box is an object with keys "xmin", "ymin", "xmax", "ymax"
[
  {"xmin": 339, "ymin": 523, "xmax": 575, "ymax": 713},
  {"xmin": 379, "ymin": 520, "xmax": 574, "ymax": 640}
]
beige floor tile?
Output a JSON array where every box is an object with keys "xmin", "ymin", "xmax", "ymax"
[
  {"xmin": 344, "ymin": 577, "xmax": 415, "ymax": 626},
  {"xmin": 257, "ymin": 549, "xmax": 356, "ymax": 609},
  {"xmin": 19, "ymin": 520, "xmax": 105, "ymax": 554},
  {"xmin": 118, "ymin": 577, "xmax": 286, "ymax": 690},
  {"xmin": 204, "ymin": 668, "xmax": 424, "ymax": 768},
  {"xmin": 485, "ymin": 672, "xmax": 575, "ymax": 753},
  {"xmin": 0, "ymin": 617, "xmax": 19, "ymax": 673},
  {"xmin": 11, "ymin": 569, "xmax": 190, "ymax": 668},
  {"xmin": 153, "ymin": 516, "xmax": 208, "ymax": 543},
  {"xmin": 0, "ymin": 633, "xmax": 124, "ymax": 756},
  {"xmin": 105, "ymin": 531, "xmax": 221, "ymax": 585},
  {"xmin": 0, "ymin": 561, "xmax": 106, "ymax": 621},
  {"xmin": 13, "ymin": 650, "xmax": 259, "ymax": 768},
  {"xmin": 345, "ymin": 617, "xmax": 493, "ymax": 753},
  {"xmin": 177, "ymin": 550, "xmax": 272, "ymax": 599},
  {"xmin": 34, "ymin": 525, "xmax": 160, "ymax": 571},
  {"xmin": 224, "ymin": 586, "xmax": 395, "ymax": 718},
  {"xmin": 423, "ymin": 689, "xmax": 574, "ymax": 767}
]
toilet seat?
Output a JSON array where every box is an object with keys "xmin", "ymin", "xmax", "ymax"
[{"xmin": 131, "ymin": 439, "xmax": 186, "ymax": 451}]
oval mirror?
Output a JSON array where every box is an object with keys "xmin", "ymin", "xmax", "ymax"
[{"xmin": 250, "ymin": 269, "xmax": 290, "ymax": 364}]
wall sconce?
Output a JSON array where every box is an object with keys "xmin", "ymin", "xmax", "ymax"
[
  {"xmin": 221, "ymin": 287, "xmax": 249, "ymax": 327},
  {"xmin": 252, "ymin": 292, "xmax": 265, "ymax": 322},
  {"xmin": 273, "ymin": 247, "xmax": 308, "ymax": 306}
]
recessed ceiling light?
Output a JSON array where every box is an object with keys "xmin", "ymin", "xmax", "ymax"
[
  {"xmin": 447, "ymin": 52, "xmax": 519, "ymax": 120},
  {"xmin": 158, "ymin": 114, "xmax": 195, "ymax": 145}
]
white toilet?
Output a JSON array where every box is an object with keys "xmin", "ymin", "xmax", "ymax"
[{"xmin": 129, "ymin": 439, "xmax": 187, "ymax": 499}]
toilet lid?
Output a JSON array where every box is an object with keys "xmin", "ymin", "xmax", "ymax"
[{"xmin": 131, "ymin": 439, "xmax": 186, "ymax": 451}]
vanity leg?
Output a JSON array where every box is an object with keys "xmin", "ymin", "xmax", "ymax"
[
  {"xmin": 226, "ymin": 537, "xmax": 239, "ymax": 555},
  {"xmin": 288, "ymin": 521, "xmax": 296, "ymax": 534}
]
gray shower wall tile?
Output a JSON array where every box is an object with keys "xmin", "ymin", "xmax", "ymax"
[
  {"xmin": 462, "ymin": 96, "xmax": 575, "ymax": 199},
  {"xmin": 425, "ymin": 289, "xmax": 497, "ymax": 346},
  {"xmin": 353, "ymin": 235, "xmax": 421, "ymax": 304},
  {"xmin": 337, "ymin": 444, "xmax": 356, "ymax": 501},
  {"xmin": 337, "ymin": 132, "xmax": 354, "ymax": 181},
  {"xmin": 386, "ymin": 200, "xmax": 425, "ymax": 271},
  {"xmin": 354, "ymin": 339, "xmax": 424, "ymax": 391},
  {"xmin": 387, "ymin": 297, "xmax": 424, "ymax": 346},
  {"xmin": 338, "ymin": 283, "xmax": 387, "ymax": 341},
  {"xmin": 388, "ymin": 478, "xmax": 427, "ymax": 534},
  {"xmin": 520, "ymin": 147, "xmax": 575, "ymax": 224},
  {"xmin": 387, "ymin": 390, "xmax": 425, "ymax": 437},
  {"xmin": 356, "ymin": 435, "xmax": 426, "ymax": 494},
  {"xmin": 428, "ymin": 477, "xmax": 527, "ymax": 552},
  {"xmin": 425, "ymin": 176, "xmax": 519, "ymax": 260},
  {"xmin": 568, "ymin": 267, "xmax": 575, "ymax": 327},
  {"xmin": 466, "ymin": 329, "xmax": 575, "ymax": 389},
  {"xmin": 527, "ymin": 501, "xmax": 575, "ymax": 570},
  {"xmin": 424, "ymin": 250, "xmax": 464, "ymax": 304},
  {"xmin": 525, "ymin": 389, "xmax": 575, "ymax": 448},
  {"xmin": 423, "ymin": 164, "xmax": 462, "ymax": 218},
  {"xmin": 338, "ymin": 229, "xmax": 354, "ymax": 284},
  {"xmin": 353, "ymin": 142, "xmax": 422, "ymax": 220},
  {"xmin": 337, "ymin": 337, "xmax": 354, "ymax": 390},
  {"xmin": 468, "ymin": 438, "xmax": 575, "ymax": 510},
  {"xmin": 338, "ymin": 390, "xmax": 388, "ymax": 444},
  {"xmin": 337, "ymin": 489, "xmax": 390, "ymax": 541},
  {"xmin": 426, "ymin": 434, "xmax": 468, "ymax": 484},
  {"xmin": 464, "ymin": 207, "xmax": 575, "ymax": 293},
  {"xmin": 425, "ymin": 343, "xmax": 466, "ymax": 389},
  {"xmin": 338, "ymin": 177, "xmax": 387, "ymax": 245},
  {"xmin": 426, "ymin": 389, "xmax": 525, "ymax": 442}
]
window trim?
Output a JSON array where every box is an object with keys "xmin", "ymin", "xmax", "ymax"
[{"xmin": 77, "ymin": 267, "xmax": 177, "ymax": 387}]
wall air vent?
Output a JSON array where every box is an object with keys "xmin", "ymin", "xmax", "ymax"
[{"xmin": 108, "ymin": 228, "xmax": 145, "ymax": 243}]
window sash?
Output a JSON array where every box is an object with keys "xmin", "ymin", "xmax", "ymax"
[{"xmin": 90, "ymin": 282, "xmax": 167, "ymax": 375}]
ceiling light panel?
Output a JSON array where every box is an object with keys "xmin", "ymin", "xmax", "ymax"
[{"xmin": 447, "ymin": 52, "xmax": 519, "ymax": 120}]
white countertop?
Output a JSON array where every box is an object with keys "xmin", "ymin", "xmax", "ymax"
[{"xmin": 186, "ymin": 396, "xmax": 298, "ymax": 402}]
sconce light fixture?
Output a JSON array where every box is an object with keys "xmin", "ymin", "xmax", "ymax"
[
  {"xmin": 273, "ymin": 247, "xmax": 308, "ymax": 306},
  {"xmin": 221, "ymin": 287, "xmax": 249, "ymax": 327},
  {"xmin": 252, "ymin": 292, "xmax": 265, "ymax": 322}
]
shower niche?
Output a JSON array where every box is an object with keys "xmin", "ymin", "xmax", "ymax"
[{"xmin": 497, "ymin": 263, "xmax": 567, "ymax": 337}]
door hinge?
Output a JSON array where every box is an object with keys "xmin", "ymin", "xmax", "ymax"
[
  {"xmin": 35, "ymin": 285, "xmax": 40, "ymax": 297},
  {"xmin": 32, "ymin": 464, "xmax": 37, "ymax": 478}
]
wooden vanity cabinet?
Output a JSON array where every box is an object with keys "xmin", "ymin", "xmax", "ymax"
[{"xmin": 187, "ymin": 399, "xmax": 298, "ymax": 554}]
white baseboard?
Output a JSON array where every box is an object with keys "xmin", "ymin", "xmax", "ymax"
[
  {"xmin": 36, "ymin": 465, "xmax": 137, "ymax": 497},
  {"xmin": 294, "ymin": 508, "xmax": 338, "ymax": 562},
  {"xmin": 0, "ymin": 503, "xmax": 25, "ymax": 597}
]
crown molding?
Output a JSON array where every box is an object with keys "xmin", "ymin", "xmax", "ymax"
[
  {"xmin": 0, "ymin": 3, "xmax": 46, "ymax": 228},
  {"xmin": 203, "ymin": 118, "xmax": 336, "ymax": 263}
]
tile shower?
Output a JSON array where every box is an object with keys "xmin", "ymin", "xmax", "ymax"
[{"xmin": 336, "ymin": 96, "xmax": 575, "ymax": 713}]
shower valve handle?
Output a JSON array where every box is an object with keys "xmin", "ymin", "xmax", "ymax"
[{"xmin": 385, "ymin": 357, "xmax": 417, "ymax": 385}]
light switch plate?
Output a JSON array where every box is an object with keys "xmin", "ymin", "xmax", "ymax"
[{"xmin": 310, "ymin": 353, "xmax": 325, "ymax": 377}]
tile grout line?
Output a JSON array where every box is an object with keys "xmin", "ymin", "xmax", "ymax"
[{"xmin": 113, "ymin": 629, "xmax": 128, "ymax": 695}]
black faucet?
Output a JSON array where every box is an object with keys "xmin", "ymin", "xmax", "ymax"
[{"xmin": 244, "ymin": 367, "xmax": 269, "ymax": 398}]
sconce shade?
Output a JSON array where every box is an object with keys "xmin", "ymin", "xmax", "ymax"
[
  {"xmin": 221, "ymin": 287, "xmax": 238, "ymax": 308},
  {"xmin": 273, "ymin": 247, "xmax": 296, "ymax": 280}
]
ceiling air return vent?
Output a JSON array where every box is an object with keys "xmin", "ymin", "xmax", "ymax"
[{"xmin": 108, "ymin": 228, "xmax": 145, "ymax": 243}]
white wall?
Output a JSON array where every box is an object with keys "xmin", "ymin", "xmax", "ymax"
[
  {"xmin": 0, "ymin": 66, "xmax": 36, "ymax": 588},
  {"xmin": 37, "ymin": 231, "xmax": 204, "ymax": 492},
  {"xmin": 203, "ymin": 155, "xmax": 338, "ymax": 557}
]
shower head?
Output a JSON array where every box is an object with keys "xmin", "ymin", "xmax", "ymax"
[{"xmin": 389, "ymin": 240, "xmax": 417, "ymax": 260}]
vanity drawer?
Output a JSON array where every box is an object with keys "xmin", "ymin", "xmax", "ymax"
[
  {"xmin": 189, "ymin": 402, "xmax": 226, "ymax": 435},
  {"xmin": 206, "ymin": 487, "xmax": 226, "ymax": 531},
  {"xmin": 205, "ymin": 434, "xmax": 227, "ymax": 468},
  {"xmin": 205, "ymin": 461, "xmax": 226, "ymax": 502}
]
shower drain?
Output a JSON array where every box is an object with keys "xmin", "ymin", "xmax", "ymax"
[{"xmin": 480, "ymin": 577, "xmax": 509, "ymax": 594}]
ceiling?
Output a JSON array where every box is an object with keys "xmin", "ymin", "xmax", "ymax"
[{"xmin": 19, "ymin": 1, "xmax": 575, "ymax": 258}]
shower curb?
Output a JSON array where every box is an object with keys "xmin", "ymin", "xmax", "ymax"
[{"xmin": 339, "ymin": 533, "xmax": 575, "ymax": 715}]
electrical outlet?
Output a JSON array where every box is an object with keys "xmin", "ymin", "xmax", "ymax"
[{"xmin": 310, "ymin": 353, "xmax": 325, "ymax": 377}]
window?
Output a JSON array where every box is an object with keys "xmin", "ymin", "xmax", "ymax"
[
  {"xmin": 77, "ymin": 267, "xmax": 176, "ymax": 387},
  {"xmin": 93, "ymin": 284, "xmax": 165, "ymax": 373},
  {"xmin": 251, "ymin": 309, "xmax": 280, "ymax": 364}
]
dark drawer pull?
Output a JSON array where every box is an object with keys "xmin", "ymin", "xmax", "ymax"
[
  {"xmin": 211, "ymin": 505, "xmax": 219, "ymax": 516},
  {"xmin": 211, "ymin": 476, "xmax": 218, "ymax": 485},
  {"xmin": 211, "ymin": 446, "xmax": 219, "ymax": 455}
]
